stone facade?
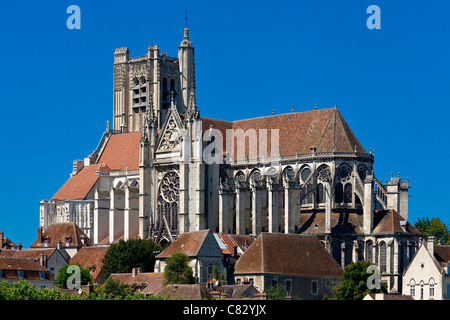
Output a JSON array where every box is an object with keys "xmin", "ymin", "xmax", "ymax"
[{"xmin": 402, "ymin": 238, "xmax": 450, "ymax": 300}]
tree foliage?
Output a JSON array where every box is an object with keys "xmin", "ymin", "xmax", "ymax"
[
  {"xmin": 414, "ymin": 217, "xmax": 450, "ymax": 245},
  {"xmin": 0, "ymin": 279, "xmax": 177, "ymax": 300},
  {"xmin": 101, "ymin": 238, "xmax": 163, "ymax": 278},
  {"xmin": 265, "ymin": 284, "xmax": 285, "ymax": 300},
  {"xmin": 332, "ymin": 260, "xmax": 386, "ymax": 300},
  {"xmin": 55, "ymin": 263, "xmax": 92, "ymax": 289},
  {"xmin": 163, "ymin": 252, "xmax": 196, "ymax": 284}
]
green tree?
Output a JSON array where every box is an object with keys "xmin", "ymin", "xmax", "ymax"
[
  {"xmin": 163, "ymin": 252, "xmax": 196, "ymax": 284},
  {"xmin": 332, "ymin": 260, "xmax": 386, "ymax": 300},
  {"xmin": 94, "ymin": 278, "xmax": 133, "ymax": 299},
  {"xmin": 265, "ymin": 284, "xmax": 285, "ymax": 300},
  {"xmin": 414, "ymin": 217, "xmax": 450, "ymax": 245},
  {"xmin": 209, "ymin": 265, "xmax": 227, "ymax": 285},
  {"xmin": 55, "ymin": 263, "xmax": 92, "ymax": 289},
  {"xmin": 102, "ymin": 238, "xmax": 162, "ymax": 278}
]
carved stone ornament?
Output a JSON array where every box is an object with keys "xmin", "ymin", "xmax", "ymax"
[
  {"xmin": 336, "ymin": 165, "xmax": 352, "ymax": 183},
  {"xmin": 317, "ymin": 166, "xmax": 332, "ymax": 182},
  {"xmin": 158, "ymin": 118, "xmax": 180, "ymax": 151},
  {"xmin": 158, "ymin": 171, "xmax": 180, "ymax": 204}
]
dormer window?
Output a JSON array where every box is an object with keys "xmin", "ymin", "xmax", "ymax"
[
  {"xmin": 65, "ymin": 236, "xmax": 72, "ymax": 247},
  {"xmin": 43, "ymin": 237, "xmax": 50, "ymax": 247}
]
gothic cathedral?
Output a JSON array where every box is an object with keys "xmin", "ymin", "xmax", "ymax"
[{"xmin": 39, "ymin": 28, "xmax": 423, "ymax": 293}]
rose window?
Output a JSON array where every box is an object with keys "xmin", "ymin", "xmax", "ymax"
[{"xmin": 159, "ymin": 171, "xmax": 180, "ymax": 204}]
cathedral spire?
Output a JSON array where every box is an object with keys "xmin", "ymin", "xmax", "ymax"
[{"xmin": 185, "ymin": 87, "xmax": 200, "ymax": 120}]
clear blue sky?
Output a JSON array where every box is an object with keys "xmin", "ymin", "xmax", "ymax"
[{"xmin": 0, "ymin": 0, "xmax": 449, "ymax": 247}]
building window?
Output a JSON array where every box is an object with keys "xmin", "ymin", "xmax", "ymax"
[
  {"xmin": 379, "ymin": 242, "xmax": 387, "ymax": 273},
  {"xmin": 409, "ymin": 279, "xmax": 415, "ymax": 297},
  {"xmin": 236, "ymin": 278, "xmax": 241, "ymax": 284},
  {"xmin": 271, "ymin": 279, "xmax": 278, "ymax": 288},
  {"xmin": 40, "ymin": 271, "xmax": 46, "ymax": 280},
  {"xmin": 317, "ymin": 183, "xmax": 325, "ymax": 204},
  {"xmin": 366, "ymin": 241, "xmax": 373, "ymax": 263},
  {"xmin": 285, "ymin": 279, "xmax": 292, "ymax": 293},
  {"xmin": 343, "ymin": 183, "xmax": 352, "ymax": 204},
  {"xmin": 334, "ymin": 182, "xmax": 343, "ymax": 203},
  {"xmin": 0, "ymin": 270, "xmax": 3, "ymax": 277},
  {"xmin": 311, "ymin": 280, "xmax": 318, "ymax": 295},
  {"xmin": 325, "ymin": 278, "xmax": 330, "ymax": 287},
  {"xmin": 207, "ymin": 263, "xmax": 213, "ymax": 277},
  {"xmin": 332, "ymin": 241, "xmax": 342, "ymax": 266},
  {"xmin": 420, "ymin": 282, "xmax": 424, "ymax": 300},
  {"xmin": 429, "ymin": 278, "xmax": 435, "ymax": 298},
  {"xmin": 18, "ymin": 270, "xmax": 25, "ymax": 278}
]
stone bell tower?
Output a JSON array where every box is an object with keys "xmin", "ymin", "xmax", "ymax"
[{"xmin": 112, "ymin": 27, "xmax": 196, "ymax": 133}]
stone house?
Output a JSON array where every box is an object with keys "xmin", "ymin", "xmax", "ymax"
[
  {"xmin": 233, "ymin": 232, "xmax": 343, "ymax": 300},
  {"xmin": 154, "ymin": 229, "xmax": 225, "ymax": 283},
  {"xmin": 70, "ymin": 245, "xmax": 109, "ymax": 285},
  {"xmin": 31, "ymin": 222, "xmax": 93, "ymax": 259},
  {"xmin": 0, "ymin": 256, "xmax": 54, "ymax": 289},
  {"xmin": 109, "ymin": 268, "xmax": 165, "ymax": 294},
  {"xmin": 0, "ymin": 247, "xmax": 68, "ymax": 280},
  {"xmin": 402, "ymin": 237, "xmax": 450, "ymax": 300}
]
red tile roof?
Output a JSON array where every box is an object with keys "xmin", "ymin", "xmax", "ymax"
[
  {"xmin": 30, "ymin": 222, "xmax": 93, "ymax": 248},
  {"xmin": 156, "ymin": 284, "xmax": 213, "ymax": 300},
  {"xmin": 70, "ymin": 246, "xmax": 109, "ymax": 280},
  {"xmin": 156, "ymin": 230, "xmax": 212, "ymax": 259},
  {"xmin": 51, "ymin": 164, "xmax": 101, "ymax": 201},
  {"xmin": 434, "ymin": 245, "xmax": 450, "ymax": 267},
  {"xmin": 214, "ymin": 233, "xmax": 254, "ymax": 256},
  {"xmin": 97, "ymin": 132, "xmax": 141, "ymax": 171},
  {"xmin": 0, "ymin": 257, "xmax": 54, "ymax": 280},
  {"xmin": 372, "ymin": 209, "xmax": 421, "ymax": 235},
  {"xmin": 201, "ymin": 108, "xmax": 365, "ymax": 160},
  {"xmin": 234, "ymin": 232, "xmax": 343, "ymax": 278},
  {"xmin": 51, "ymin": 132, "xmax": 142, "ymax": 201}
]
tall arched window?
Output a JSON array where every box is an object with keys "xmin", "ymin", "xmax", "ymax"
[
  {"xmin": 357, "ymin": 241, "xmax": 364, "ymax": 261},
  {"xmin": 344, "ymin": 242, "xmax": 353, "ymax": 266},
  {"xmin": 332, "ymin": 241, "xmax": 342, "ymax": 266},
  {"xmin": 335, "ymin": 164, "xmax": 352, "ymax": 205},
  {"xmin": 317, "ymin": 183, "xmax": 325, "ymax": 204},
  {"xmin": 344, "ymin": 183, "xmax": 352, "ymax": 203},
  {"xmin": 335, "ymin": 182, "xmax": 343, "ymax": 203},
  {"xmin": 409, "ymin": 279, "xmax": 416, "ymax": 297},
  {"xmin": 429, "ymin": 278, "xmax": 435, "ymax": 298},
  {"xmin": 380, "ymin": 242, "xmax": 387, "ymax": 273},
  {"xmin": 366, "ymin": 241, "xmax": 373, "ymax": 263},
  {"xmin": 420, "ymin": 281, "xmax": 424, "ymax": 300}
]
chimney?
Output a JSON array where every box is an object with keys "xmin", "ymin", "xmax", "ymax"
[
  {"xmin": 17, "ymin": 243, "xmax": 22, "ymax": 251},
  {"xmin": 132, "ymin": 268, "xmax": 141, "ymax": 278},
  {"xmin": 39, "ymin": 254, "xmax": 48, "ymax": 268},
  {"xmin": 37, "ymin": 227, "xmax": 43, "ymax": 243},
  {"xmin": 427, "ymin": 236, "xmax": 435, "ymax": 256},
  {"xmin": 0, "ymin": 231, "xmax": 3, "ymax": 248},
  {"xmin": 57, "ymin": 240, "xmax": 62, "ymax": 251}
]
